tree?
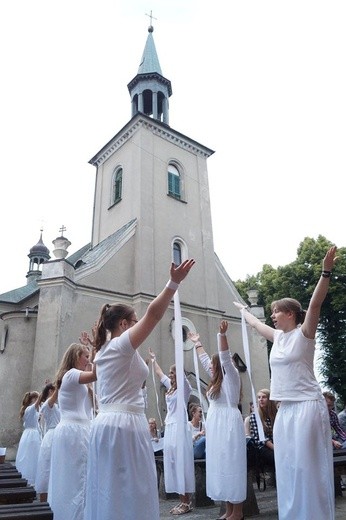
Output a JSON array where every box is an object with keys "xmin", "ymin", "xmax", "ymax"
[{"xmin": 234, "ymin": 235, "xmax": 346, "ymax": 403}]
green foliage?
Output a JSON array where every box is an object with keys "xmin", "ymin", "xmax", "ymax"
[{"xmin": 234, "ymin": 235, "xmax": 346, "ymax": 403}]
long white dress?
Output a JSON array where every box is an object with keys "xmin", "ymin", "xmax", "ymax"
[
  {"xmin": 84, "ymin": 330, "xmax": 159, "ymax": 520},
  {"xmin": 199, "ymin": 350, "xmax": 247, "ymax": 502},
  {"xmin": 161, "ymin": 374, "xmax": 195, "ymax": 494},
  {"xmin": 48, "ymin": 368, "xmax": 91, "ymax": 520},
  {"xmin": 15, "ymin": 403, "xmax": 41, "ymax": 486},
  {"xmin": 270, "ymin": 327, "xmax": 335, "ymax": 520},
  {"xmin": 35, "ymin": 401, "xmax": 60, "ymax": 494}
]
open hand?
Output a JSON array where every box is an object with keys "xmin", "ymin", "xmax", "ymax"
[
  {"xmin": 188, "ymin": 331, "xmax": 200, "ymax": 343},
  {"xmin": 219, "ymin": 320, "xmax": 228, "ymax": 334},
  {"xmin": 170, "ymin": 259, "xmax": 195, "ymax": 284}
]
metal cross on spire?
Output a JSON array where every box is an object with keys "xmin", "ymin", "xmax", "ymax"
[
  {"xmin": 59, "ymin": 225, "xmax": 66, "ymax": 237},
  {"xmin": 145, "ymin": 10, "xmax": 157, "ymax": 27}
]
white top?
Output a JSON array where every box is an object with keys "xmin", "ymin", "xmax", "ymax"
[
  {"xmin": 95, "ymin": 330, "xmax": 148, "ymax": 407},
  {"xmin": 270, "ymin": 327, "xmax": 322, "ymax": 401},
  {"xmin": 40, "ymin": 401, "xmax": 60, "ymax": 433},
  {"xmin": 160, "ymin": 374, "xmax": 191, "ymax": 424},
  {"xmin": 199, "ymin": 351, "xmax": 241, "ymax": 406},
  {"xmin": 59, "ymin": 369, "xmax": 91, "ymax": 421},
  {"xmin": 23, "ymin": 403, "xmax": 40, "ymax": 429}
]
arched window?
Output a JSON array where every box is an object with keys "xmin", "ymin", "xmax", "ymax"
[
  {"xmin": 168, "ymin": 164, "xmax": 181, "ymax": 200},
  {"xmin": 112, "ymin": 168, "xmax": 122, "ymax": 205},
  {"xmin": 173, "ymin": 242, "xmax": 182, "ymax": 266}
]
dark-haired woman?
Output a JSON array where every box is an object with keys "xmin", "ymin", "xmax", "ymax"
[
  {"xmin": 84, "ymin": 259, "xmax": 195, "ymax": 520},
  {"xmin": 15, "ymin": 391, "xmax": 41, "ymax": 486},
  {"xmin": 234, "ymin": 245, "xmax": 337, "ymax": 520},
  {"xmin": 35, "ymin": 383, "xmax": 60, "ymax": 502},
  {"xmin": 150, "ymin": 352, "xmax": 195, "ymax": 515},
  {"xmin": 190, "ymin": 321, "xmax": 246, "ymax": 520}
]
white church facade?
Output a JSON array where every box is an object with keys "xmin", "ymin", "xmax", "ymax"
[{"xmin": 0, "ymin": 24, "xmax": 270, "ymax": 458}]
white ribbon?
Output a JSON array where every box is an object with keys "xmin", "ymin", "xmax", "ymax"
[
  {"xmin": 151, "ymin": 360, "xmax": 164, "ymax": 429},
  {"xmin": 241, "ymin": 309, "xmax": 265, "ymax": 441},
  {"xmin": 192, "ymin": 346, "xmax": 206, "ymax": 425},
  {"xmin": 174, "ymin": 291, "xmax": 188, "ymax": 494}
]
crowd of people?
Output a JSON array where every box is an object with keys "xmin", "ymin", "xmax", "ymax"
[{"xmin": 14, "ymin": 246, "xmax": 346, "ymax": 520}]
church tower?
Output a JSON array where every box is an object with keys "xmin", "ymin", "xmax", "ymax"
[{"xmin": 88, "ymin": 24, "xmax": 220, "ymax": 312}]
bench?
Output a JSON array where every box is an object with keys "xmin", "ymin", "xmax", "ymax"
[
  {"xmin": 154, "ymin": 456, "xmax": 213, "ymax": 507},
  {"xmin": 0, "ymin": 481, "xmax": 28, "ymax": 490},
  {"xmin": 0, "ymin": 487, "xmax": 36, "ymax": 505},
  {"xmin": 0, "ymin": 502, "xmax": 53, "ymax": 520},
  {"xmin": 0, "ymin": 474, "xmax": 22, "ymax": 482},
  {"xmin": 333, "ymin": 448, "xmax": 346, "ymax": 497}
]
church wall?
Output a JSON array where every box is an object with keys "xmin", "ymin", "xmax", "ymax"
[
  {"xmin": 78, "ymin": 239, "xmax": 136, "ymax": 295},
  {"xmin": 0, "ymin": 314, "xmax": 37, "ymax": 450}
]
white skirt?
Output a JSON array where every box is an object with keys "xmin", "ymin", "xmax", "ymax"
[
  {"xmin": 15, "ymin": 428, "xmax": 41, "ymax": 486},
  {"xmin": 163, "ymin": 422, "xmax": 195, "ymax": 494},
  {"xmin": 84, "ymin": 407, "xmax": 159, "ymax": 520},
  {"xmin": 274, "ymin": 398, "xmax": 335, "ymax": 520},
  {"xmin": 206, "ymin": 402, "xmax": 246, "ymax": 502},
  {"xmin": 35, "ymin": 428, "xmax": 55, "ymax": 493},
  {"xmin": 48, "ymin": 420, "xmax": 90, "ymax": 520}
]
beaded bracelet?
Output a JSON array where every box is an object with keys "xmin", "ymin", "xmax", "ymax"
[{"xmin": 321, "ymin": 271, "xmax": 332, "ymax": 278}]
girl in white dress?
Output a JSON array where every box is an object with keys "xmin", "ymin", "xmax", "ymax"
[
  {"xmin": 234, "ymin": 245, "xmax": 337, "ymax": 520},
  {"xmin": 48, "ymin": 343, "xmax": 96, "ymax": 520},
  {"xmin": 150, "ymin": 352, "xmax": 195, "ymax": 515},
  {"xmin": 15, "ymin": 391, "xmax": 41, "ymax": 486},
  {"xmin": 35, "ymin": 383, "xmax": 60, "ymax": 502},
  {"xmin": 84, "ymin": 259, "xmax": 195, "ymax": 520},
  {"xmin": 190, "ymin": 321, "xmax": 246, "ymax": 520}
]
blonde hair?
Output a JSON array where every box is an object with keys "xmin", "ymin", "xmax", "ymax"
[
  {"xmin": 54, "ymin": 343, "xmax": 89, "ymax": 389},
  {"xmin": 166, "ymin": 365, "xmax": 177, "ymax": 395},
  {"xmin": 256, "ymin": 388, "xmax": 277, "ymax": 435},
  {"xmin": 207, "ymin": 353, "xmax": 223, "ymax": 399}
]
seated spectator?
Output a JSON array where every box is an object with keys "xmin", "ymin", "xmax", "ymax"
[
  {"xmin": 148, "ymin": 417, "xmax": 163, "ymax": 456},
  {"xmin": 323, "ymin": 391, "xmax": 346, "ymax": 449},
  {"xmin": 189, "ymin": 403, "xmax": 206, "ymax": 459},
  {"xmin": 245, "ymin": 389, "xmax": 277, "ymax": 471},
  {"xmin": 338, "ymin": 404, "xmax": 346, "ymax": 433}
]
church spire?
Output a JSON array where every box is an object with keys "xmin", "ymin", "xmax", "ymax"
[
  {"xmin": 127, "ymin": 19, "xmax": 172, "ymax": 124},
  {"xmin": 26, "ymin": 230, "xmax": 50, "ymax": 284}
]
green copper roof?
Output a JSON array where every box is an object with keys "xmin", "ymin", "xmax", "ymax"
[
  {"xmin": 137, "ymin": 28, "xmax": 162, "ymax": 75},
  {"xmin": 0, "ymin": 280, "xmax": 39, "ymax": 304}
]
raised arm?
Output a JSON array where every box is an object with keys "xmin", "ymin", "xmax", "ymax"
[
  {"xmin": 188, "ymin": 331, "xmax": 207, "ymax": 356},
  {"xmin": 188, "ymin": 331, "xmax": 212, "ymax": 377},
  {"xmin": 47, "ymin": 386, "xmax": 59, "ymax": 408},
  {"xmin": 233, "ymin": 302, "xmax": 274, "ymax": 342},
  {"xmin": 149, "ymin": 348, "xmax": 165, "ymax": 380},
  {"xmin": 129, "ymin": 259, "xmax": 195, "ymax": 349},
  {"xmin": 218, "ymin": 320, "xmax": 229, "ymax": 351},
  {"xmin": 301, "ymin": 245, "xmax": 337, "ymax": 339}
]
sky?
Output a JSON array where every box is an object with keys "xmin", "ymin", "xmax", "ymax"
[{"xmin": 0, "ymin": 1, "xmax": 345, "ymax": 294}]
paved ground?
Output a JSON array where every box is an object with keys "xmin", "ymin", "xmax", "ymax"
[{"xmin": 159, "ymin": 485, "xmax": 346, "ymax": 519}]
